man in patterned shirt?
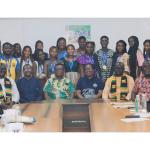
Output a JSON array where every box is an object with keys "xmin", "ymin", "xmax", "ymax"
[
  {"xmin": 94, "ymin": 35, "xmax": 114, "ymax": 83},
  {"xmin": 44, "ymin": 63, "xmax": 75, "ymax": 100}
]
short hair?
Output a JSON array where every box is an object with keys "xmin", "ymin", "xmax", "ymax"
[
  {"xmin": 86, "ymin": 41, "xmax": 95, "ymax": 48},
  {"xmin": 66, "ymin": 44, "xmax": 75, "ymax": 50},
  {"xmin": 55, "ymin": 62, "xmax": 65, "ymax": 70},
  {"xmin": 143, "ymin": 39, "xmax": 150, "ymax": 45},
  {"xmin": 78, "ymin": 36, "xmax": 86, "ymax": 41},
  {"xmin": 23, "ymin": 64, "xmax": 32, "ymax": 70},
  {"xmin": 115, "ymin": 62, "xmax": 124, "ymax": 68},
  {"xmin": 2, "ymin": 42, "xmax": 12, "ymax": 49},
  {"xmin": 56, "ymin": 37, "xmax": 66, "ymax": 47},
  {"xmin": 100, "ymin": 35, "xmax": 109, "ymax": 41},
  {"xmin": 49, "ymin": 46, "xmax": 57, "ymax": 52},
  {"xmin": 84, "ymin": 64, "xmax": 94, "ymax": 71}
]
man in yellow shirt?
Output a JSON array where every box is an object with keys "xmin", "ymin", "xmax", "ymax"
[
  {"xmin": 0, "ymin": 42, "xmax": 20, "ymax": 80},
  {"xmin": 102, "ymin": 62, "xmax": 134, "ymax": 102}
]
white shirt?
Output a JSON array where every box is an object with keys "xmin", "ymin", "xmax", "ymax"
[{"xmin": 0, "ymin": 77, "xmax": 20, "ymax": 103}]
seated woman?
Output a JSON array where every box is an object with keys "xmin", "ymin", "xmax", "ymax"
[
  {"xmin": 44, "ymin": 46, "xmax": 60, "ymax": 78},
  {"xmin": 77, "ymin": 41, "xmax": 95, "ymax": 77},
  {"xmin": 76, "ymin": 64, "xmax": 103, "ymax": 100},
  {"xmin": 43, "ymin": 63, "xmax": 75, "ymax": 100},
  {"xmin": 62, "ymin": 44, "xmax": 80, "ymax": 86},
  {"xmin": 111, "ymin": 40, "xmax": 130, "ymax": 75},
  {"xmin": 102, "ymin": 62, "xmax": 134, "ymax": 102}
]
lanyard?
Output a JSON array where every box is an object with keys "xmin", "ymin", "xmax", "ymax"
[
  {"xmin": 49, "ymin": 60, "xmax": 57, "ymax": 72},
  {"xmin": 102, "ymin": 51, "xmax": 108, "ymax": 65},
  {"xmin": 25, "ymin": 58, "xmax": 30, "ymax": 64},
  {"xmin": 68, "ymin": 61, "xmax": 74, "ymax": 70},
  {"xmin": 5, "ymin": 57, "xmax": 12, "ymax": 76},
  {"xmin": 38, "ymin": 64, "xmax": 44, "ymax": 74}
]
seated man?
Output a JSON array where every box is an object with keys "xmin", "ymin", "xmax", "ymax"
[
  {"xmin": 76, "ymin": 64, "xmax": 103, "ymax": 100},
  {"xmin": 132, "ymin": 60, "xmax": 150, "ymax": 100},
  {"xmin": 0, "ymin": 62, "xmax": 19, "ymax": 109},
  {"xmin": 43, "ymin": 63, "xmax": 74, "ymax": 100},
  {"xmin": 102, "ymin": 62, "xmax": 134, "ymax": 102},
  {"xmin": 16, "ymin": 64, "xmax": 43, "ymax": 103}
]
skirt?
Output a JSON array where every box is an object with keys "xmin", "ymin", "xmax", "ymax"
[{"xmin": 65, "ymin": 72, "xmax": 80, "ymax": 87}]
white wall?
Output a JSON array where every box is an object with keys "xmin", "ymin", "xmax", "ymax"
[{"xmin": 0, "ymin": 18, "xmax": 150, "ymax": 52}]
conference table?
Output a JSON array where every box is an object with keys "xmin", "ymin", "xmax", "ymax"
[{"xmin": 17, "ymin": 99, "xmax": 150, "ymax": 132}]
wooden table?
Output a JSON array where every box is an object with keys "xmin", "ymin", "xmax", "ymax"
[{"xmin": 16, "ymin": 101, "xmax": 150, "ymax": 132}]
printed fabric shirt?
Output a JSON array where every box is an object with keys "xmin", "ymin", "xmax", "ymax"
[
  {"xmin": 94, "ymin": 49, "xmax": 114, "ymax": 82},
  {"xmin": 43, "ymin": 74, "xmax": 75, "ymax": 100},
  {"xmin": 132, "ymin": 77, "xmax": 150, "ymax": 100}
]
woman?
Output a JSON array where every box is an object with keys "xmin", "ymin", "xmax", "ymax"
[
  {"xmin": 33, "ymin": 49, "xmax": 47, "ymax": 87},
  {"xmin": 143, "ymin": 39, "xmax": 150, "ymax": 61},
  {"xmin": 20, "ymin": 46, "xmax": 34, "ymax": 77},
  {"xmin": 44, "ymin": 46, "xmax": 59, "ymax": 78},
  {"xmin": 111, "ymin": 40, "xmax": 130, "ymax": 75},
  {"xmin": 77, "ymin": 41, "xmax": 95, "ymax": 77},
  {"xmin": 62, "ymin": 44, "xmax": 80, "ymax": 86},
  {"xmin": 128, "ymin": 36, "xmax": 144, "ymax": 79},
  {"xmin": 56, "ymin": 37, "xmax": 67, "ymax": 60},
  {"xmin": 33, "ymin": 40, "xmax": 48, "ymax": 61}
]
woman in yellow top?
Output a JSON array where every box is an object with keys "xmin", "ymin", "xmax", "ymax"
[{"xmin": 111, "ymin": 40, "xmax": 130, "ymax": 75}]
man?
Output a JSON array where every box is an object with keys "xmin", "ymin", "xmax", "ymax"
[
  {"xmin": 0, "ymin": 42, "xmax": 20, "ymax": 80},
  {"xmin": 102, "ymin": 62, "xmax": 134, "ymax": 102},
  {"xmin": 0, "ymin": 62, "xmax": 19, "ymax": 109},
  {"xmin": 131, "ymin": 60, "xmax": 150, "ymax": 100},
  {"xmin": 16, "ymin": 64, "xmax": 43, "ymax": 103},
  {"xmin": 77, "ymin": 64, "xmax": 103, "ymax": 100},
  {"xmin": 13, "ymin": 43, "xmax": 22, "ymax": 62},
  {"xmin": 44, "ymin": 63, "xmax": 75, "ymax": 100},
  {"xmin": 76, "ymin": 36, "xmax": 86, "ymax": 56},
  {"xmin": 94, "ymin": 36, "xmax": 114, "ymax": 82}
]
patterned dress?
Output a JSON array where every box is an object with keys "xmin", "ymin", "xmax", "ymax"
[{"xmin": 132, "ymin": 77, "xmax": 150, "ymax": 100}]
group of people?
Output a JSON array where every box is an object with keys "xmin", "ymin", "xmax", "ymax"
[{"xmin": 0, "ymin": 35, "xmax": 150, "ymax": 108}]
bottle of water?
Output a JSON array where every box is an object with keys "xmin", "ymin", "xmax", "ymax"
[
  {"xmin": 141, "ymin": 94, "xmax": 147, "ymax": 112},
  {"xmin": 135, "ymin": 95, "xmax": 140, "ymax": 112}
]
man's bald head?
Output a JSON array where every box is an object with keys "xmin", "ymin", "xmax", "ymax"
[{"xmin": 114, "ymin": 62, "xmax": 124, "ymax": 76}]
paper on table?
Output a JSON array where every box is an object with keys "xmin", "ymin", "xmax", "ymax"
[
  {"xmin": 121, "ymin": 118, "xmax": 150, "ymax": 123},
  {"xmin": 113, "ymin": 105, "xmax": 135, "ymax": 109},
  {"xmin": 111, "ymin": 102, "xmax": 134, "ymax": 105},
  {"xmin": 4, "ymin": 123, "xmax": 24, "ymax": 132}
]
